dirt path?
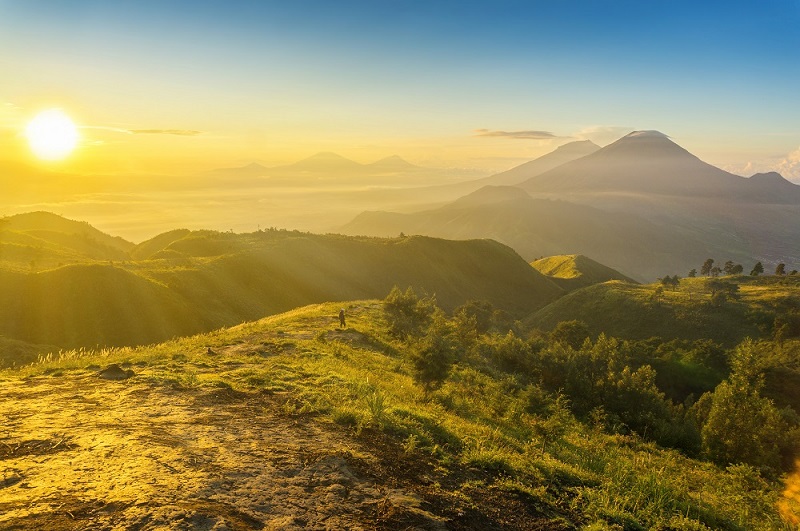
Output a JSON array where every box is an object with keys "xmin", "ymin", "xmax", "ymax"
[{"xmin": 0, "ymin": 374, "xmax": 446, "ymax": 530}]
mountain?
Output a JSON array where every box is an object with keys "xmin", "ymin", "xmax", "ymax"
[
  {"xmin": 344, "ymin": 131, "xmax": 800, "ymax": 280},
  {"xmin": 206, "ymin": 162, "xmax": 270, "ymax": 177},
  {"xmin": 519, "ymin": 130, "xmax": 800, "ymax": 202},
  {"xmin": 0, "ymin": 227, "xmax": 561, "ymax": 351},
  {"xmin": 477, "ymin": 140, "xmax": 600, "ymax": 187},
  {"xmin": 366, "ymin": 155, "xmax": 421, "ymax": 173},
  {"xmin": 531, "ymin": 254, "xmax": 637, "ymax": 291},
  {"xmin": 280, "ymin": 152, "xmax": 365, "ymax": 173},
  {"xmin": 342, "ymin": 185, "xmax": 717, "ymax": 281}
]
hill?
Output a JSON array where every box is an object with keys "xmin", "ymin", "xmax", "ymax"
[
  {"xmin": 342, "ymin": 185, "xmax": 714, "ymax": 281},
  {"xmin": 531, "ymin": 254, "xmax": 637, "ymax": 291},
  {"xmin": 1, "ymin": 301, "xmax": 795, "ymax": 529},
  {"xmin": 0, "ymin": 228, "xmax": 561, "ymax": 354},
  {"xmin": 527, "ymin": 275, "xmax": 800, "ymax": 346},
  {"xmin": 0, "ymin": 211, "xmax": 134, "ymax": 268}
]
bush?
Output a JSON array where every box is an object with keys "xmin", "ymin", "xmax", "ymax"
[
  {"xmin": 383, "ymin": 286, "xmax": 436, "ymax": 339},
  {"xmin": 410, "ymin": 311, "xmax": 457, "ymax": 392}
]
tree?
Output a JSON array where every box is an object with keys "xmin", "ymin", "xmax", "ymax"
[
  {"xmin": 723, "ymin": 261, "xmax": 743, "ymax": 275},
  {"xmin": 706, "ymin": 279, "xmax": 739, "ymax": 306},
  {"xmin": 550, "ymin": 320, "xmax": 590, "ymax": 350},
  {"xmin": 652, "ymin": 285, "xmax": 665, "ymax": 302},
  {"xmin": 453, "ymin": 300, "xmax": 495, "ymax": 335},
  {"xmin": 723, "ymin": 261, "xmax": 735, "ymax": 275},
  {"xmin": 688, "ymin": 268, "xmax": 697, "ymax": 278},
  {"xmin": 659, "ymin": 275, "xmax": 680, "ymax": 291},
  {"xmin": 775, "ymin": 263, "xmax": 786, "ymax": 276},
  {"xmin": 701, "ymin": 259, "xmax": 715, "ymax": 277},
  {"xmin": 750, "ymin": 262, "xmax": 764, "ymax": 276},
  {"xmin": 383, "ymin": 286, "xmax": 436, "ymax": 339},
  {"xmin": 700, "ymin": 340, "xmax": 792, "ymax": 472},
  {"xmin": 709, "ymin": 266, "xmax": 722, "ymax": 277}
]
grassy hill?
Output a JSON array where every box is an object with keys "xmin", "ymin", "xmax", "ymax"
[
  {"xmin": 0, "ymin": 228, "xmax": 561, "ymax": 358},
  {"xmin": 531, "ymin": 254, "xmax": 637, "ymax": 291},
  {"xmin": 0, "ymin": 211, "xmax": 134, "ymax": 270},
  {"xmin": 2, "ymin": 300, "xmax": 795, "ymax": 529},
  {"xmin": 527, "ymin": 275, "xmax": 800, "ymax": 346}
]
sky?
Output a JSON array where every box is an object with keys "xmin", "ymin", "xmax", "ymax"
[{"xmin": 1, "ymin": 0, "xmax": 800, "ymax": 178}]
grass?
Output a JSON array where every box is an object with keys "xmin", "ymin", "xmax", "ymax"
[
  {"xmin": 528, "ymin": 275, "xmax": 800, "ymax": 346},
  {"xmin": 531, "ymin": 254, "xmax": 637, "ymax": 291},
  {"xmin": 3, "ymin": 299, "xmax": 797, "ymax": 529}
]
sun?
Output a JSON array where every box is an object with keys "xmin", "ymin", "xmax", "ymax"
[{"xmin": 25, "ymin": 109, "xmax": 79, "ymax": 161}]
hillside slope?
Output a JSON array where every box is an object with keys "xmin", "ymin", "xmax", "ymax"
[
  {"xmin": 1, "ymin": 301, "xmax": 794, "ymax": 530},
  {"xmin": 527, "ymin": 276, "xmax": 800, "ymax": 345},
  {"xmin": 531, "ymin": 254, "xmax": 637, "ymax": 291},
  {"xmin": 0, "ymin": 212, "xmax": 134, "ymax": 267},
  {"xmin": 2, "ymin": 230, "xmax": 561, "ymax": 353}
]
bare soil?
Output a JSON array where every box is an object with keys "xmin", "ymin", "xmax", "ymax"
[{"xmin": 0, "ymin": 372, "xmax": 572, "ymax": 530}]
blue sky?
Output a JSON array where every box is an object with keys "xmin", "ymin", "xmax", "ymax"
[{"xmin": 1, "ymin": 0, "xmax": 799, "ymax": 175}]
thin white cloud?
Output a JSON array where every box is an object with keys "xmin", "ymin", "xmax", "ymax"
[
  {"xmin": 80, "ymin": 125, "xmax": 203, "ymax": 136},
  {"xmin": 572, "ymin": 125, "xmax": 632, "ymax": 146},
  {"xmin": 130, "ymin": 129, "xmax": 203, "ymax": 136},
  {"xmin": 473, "ymin": 128, "xmax": 565, "ymax": 140}
]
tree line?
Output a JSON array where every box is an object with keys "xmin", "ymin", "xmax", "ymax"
[{"xmin": 688, "ymin": 258, "xmax": 797, "ymax": 278}]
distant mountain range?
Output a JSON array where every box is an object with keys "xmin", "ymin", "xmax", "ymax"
[
  {"xmin": 208, "ymin": 152, "xmax": 424, "ymax": 180},
  {"xmin": 342, "ymin": 131, "xmax": 800, "ymax": 280}
]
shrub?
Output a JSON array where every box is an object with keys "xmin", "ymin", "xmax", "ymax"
[{"xmin": 383, "ymin": 286, "xmax": 436, "ymax": 339}]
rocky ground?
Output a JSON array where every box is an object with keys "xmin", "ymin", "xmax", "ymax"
[
  {"xmin": 0, "ymin": 373, "xmax": 453, "ymax": 530},
  {"xmin": 0, "ymin": 370, "xmax": 560, "ymax": 530}
]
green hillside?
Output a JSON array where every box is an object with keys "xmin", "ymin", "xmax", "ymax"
[
  {"xmin": 1, "ymin": 227, "xmax": 561, "ymax": 356},
  {"xmin": 0, "ymin": 211, "xmax": 134, "ymax": 269},
  {"xmin": 531, "ymin": 254, "xmax": 637, "ymax": 291},
  {"xmin": 528, "ymin": 275, "xmax": 800, "ymax": 346},
  {"xmin": 4, "ymin": 300, "xmax": 797, "ymax": 529}
]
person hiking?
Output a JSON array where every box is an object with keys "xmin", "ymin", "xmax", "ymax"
[{"xmin": 338, "ymin": 308, "xmax": 346, "ymax": 328}]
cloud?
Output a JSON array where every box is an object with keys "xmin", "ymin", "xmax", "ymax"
[
  {"xmin": 723, "ymin": 146, "xmax": 800, "ymax": 182},
  {"xmin": 473, "ymin": 129, "xmax": 565, "ymax": 140},
  {"xmin": 777, "ymin": 146, "xmax": 800, "ymax": 180},
  {"xmin": 572, "ymin": 125, "xmax": 632, "ymax": 146},
  {"xmin": 129, "ymin": 129, "xmax": 203, "ymax": 136},
  {"xmin": 80, "ymin": 126, "xmax": 203, "ymax": 136}
]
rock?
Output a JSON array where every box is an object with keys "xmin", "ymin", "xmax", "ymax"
[{"xmin": 98, "ymin": 364, "xmax": 135, "ymax": 380}]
